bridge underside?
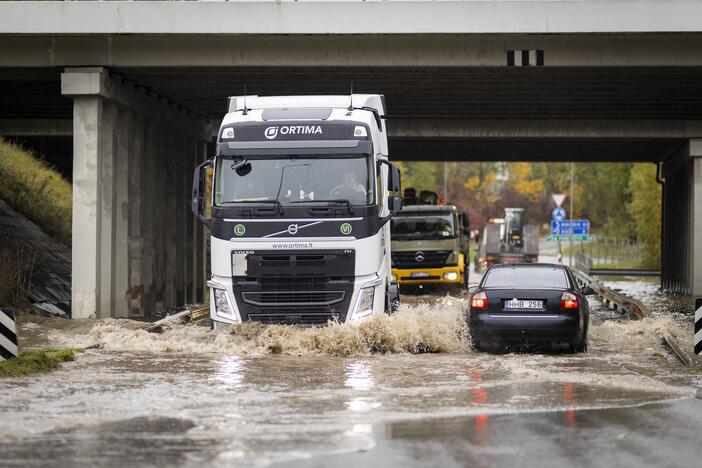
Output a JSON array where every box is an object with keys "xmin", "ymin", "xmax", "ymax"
[{"xmin": 1, "ymin": 63, "xmax": 701, "ymax": 317}]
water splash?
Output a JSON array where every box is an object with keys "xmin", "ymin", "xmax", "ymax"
[
  {"xmin": 48, "ymin": 297, "xmax": 469, "ymax": 356},
  {"xmin": 41, "ymin": 293, "xmax": 694, "ymax": 359}
]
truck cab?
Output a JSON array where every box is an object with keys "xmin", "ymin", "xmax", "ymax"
[
  {"xmin": 390, "ymin": 202, "xmax": 470, "ymax": 292},
  {"xmin": 192, "ymin": 95, "xmax": 402, "ymax": 326},
  {"xmin": 476, "ymin": 208, "xmax": 539, "ymax": 271}
]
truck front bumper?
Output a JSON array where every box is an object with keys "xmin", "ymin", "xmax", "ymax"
[{"xmin": 392, "ymin": 265, "xmax": 464, "ymax": 285}]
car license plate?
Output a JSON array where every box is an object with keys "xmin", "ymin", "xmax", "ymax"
[
  {"xmin": 411, "ymin": 272, "xmax": 430, "ymax": 278},
  {"xmin": 503, "ymin": 299, "xmax": 543, "ymax": 309}
]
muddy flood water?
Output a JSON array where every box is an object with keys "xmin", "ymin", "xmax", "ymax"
[{"xmin": 1, "ymin": 278, "xmax": 701, "ymax": 467}]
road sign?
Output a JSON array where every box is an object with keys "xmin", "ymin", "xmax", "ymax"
[
  {"xmin": 546, "ymin": 234, "xmax": 595, "ymax": 242},
  {"xmin": 552, "ymin": 193, "xmax": 566, "ymax": 207},
  {"xmin": 551, "ymin": 219, "xmax": 590, "ymax": 236},
  {"xmin": 552, "ymin": 207, "xmax": 566, "ymax": 221}
]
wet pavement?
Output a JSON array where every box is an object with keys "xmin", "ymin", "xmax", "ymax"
[{"xmin": 1, "ymin": 272, "xmax": 701, "ymax": 467}]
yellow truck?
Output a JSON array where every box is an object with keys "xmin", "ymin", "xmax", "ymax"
[{"xmin": 390, "ymin": 204, "xmax": 470, "ymax": 292}]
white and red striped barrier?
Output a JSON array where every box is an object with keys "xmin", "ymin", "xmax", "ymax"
[
  {"xmin": 695, "ymin": 298, "xmax": 701, "ymax": 356},
  {"xmin": 0, "ymin": 308, "xmax": 18, "ymax": 361}
]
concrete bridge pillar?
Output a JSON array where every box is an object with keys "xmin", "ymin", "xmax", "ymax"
[
  {"xmin": 662, "ymin": 139, "xmax": 702, "ymax": 296},
  {"xmin": 61, "ymin": 67, "xmax": 210, "ymax": 319}
]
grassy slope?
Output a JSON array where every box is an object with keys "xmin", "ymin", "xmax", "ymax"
[
  {"xmin": 0, "ymin": 348, "xmax": 82, "ymax": 378},
  {"xmin": 0, "ymin": 138, "xmax": 72, "ymax": 245}
]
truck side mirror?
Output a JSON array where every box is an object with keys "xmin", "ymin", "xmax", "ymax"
[
  {"xmin": 388, "ymin": 195, "xmax": 403, "ymax": 214},
  {"xmin": 461, "ymin": 212, "xmax": 470, "ymax": 227},
  {"xmin": 388, "ymin": 164, "xmax": 401, "ymax": 192},
  {"xmin": 192, "ymin": 159, "xmax": 213, "ymax": 221}
]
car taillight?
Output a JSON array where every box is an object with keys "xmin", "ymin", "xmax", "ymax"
[
  {"xmin": 471, "ymin": 291, "xmax": 488, "ymax": 309},
  {"xmin": 561, "ymin": 292, "xmax": 579, "ymax": 309}
]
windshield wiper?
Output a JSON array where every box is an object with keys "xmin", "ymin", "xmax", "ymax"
[
  {"xmin": 221, "ymin": 199, "xmax": 284, "ymax": 215},
  {"xmin": 290, "ymin": 199, "xmax": 355, "ymax": 215}
]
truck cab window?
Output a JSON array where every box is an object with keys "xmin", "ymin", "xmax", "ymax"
[{"xmin": 214, "ymin": 154, "xmax": 375, "ymax": 207}]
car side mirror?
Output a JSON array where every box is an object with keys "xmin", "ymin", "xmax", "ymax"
[
  {"xmin": 581, "ymin": 286, "xmax": 595, "ymax": 296},
  {"xmin": 467, "ymin": 286, "xmax": 478, "ymax": 295}
]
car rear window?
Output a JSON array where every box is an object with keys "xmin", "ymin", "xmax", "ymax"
[{"xmin": 483, "ymin": 267, "xmax": 569, "ymax": 289}]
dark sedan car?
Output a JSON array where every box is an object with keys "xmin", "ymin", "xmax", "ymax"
[{"xmin": 467, "ymin": 264, "xmax": 593, "ymax": 352}]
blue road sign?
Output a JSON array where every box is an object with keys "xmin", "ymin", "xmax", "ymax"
[
  {"xmin": 551, "ymin": 219, "xmax": 590, "ymax": 236},
  {"xmin": 552, "ymin": 207, "xmax": 566, "ymax": 221}
]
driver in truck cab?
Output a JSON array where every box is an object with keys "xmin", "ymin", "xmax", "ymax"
[{"xmin": 331, "ymin": 171, "xmax": 367, "ymax": 199}]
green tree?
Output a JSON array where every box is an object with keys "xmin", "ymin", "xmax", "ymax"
[
  {"xmin": 574, "ymin": 162, "xmax": 634, "ymax": 236},
  {"xmin": 627, "ymin": 164, "xmax": 661, "ymax": 268}
]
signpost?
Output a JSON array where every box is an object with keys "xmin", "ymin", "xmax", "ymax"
[
  {"xmin": 552, "ymin": 207, "xmax": 566, "ymax": 221},
  {"xmin": 551, "ymin": 219, "xmax": 590, "ymax": 236},
  {"xmin": 552, "ymin": 193, "xmax": 566, "ymax": 207},
  {"xmin": 550, "ymin": 200, "xmax": 567, "ymax": 263},
  {"xmin": 546, "ymin": 234, "xmax": 595, "ymax": 242}
]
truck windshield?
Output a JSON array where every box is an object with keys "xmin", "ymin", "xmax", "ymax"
[
  {"xmin": 214, "ymin": 155, "xmax": 375, "ymax": 207},
  {"xmin": 391, "ymin": 213, "xmax": 455, "ymax": 240}
]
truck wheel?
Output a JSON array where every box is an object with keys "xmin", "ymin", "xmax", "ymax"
[{"xmin": 386, "ymin": 282, "xmax": 400, "ymax": 313}]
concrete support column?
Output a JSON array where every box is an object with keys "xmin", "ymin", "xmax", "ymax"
[
  {"xmin": 662, "ymin": 139, "xmax": 702, "ymax": 296},
  {"xmin": 128, "ymin": 113, "xmax": 145, "ymax": 318},
  {"xmin": 69, "ymin": 95, "xmax": 104, "ymax": 318},
  {"xmin": 62, "ymin": 67, "xmax": 211, "ymax": 319},
  {"xmin": 691, "ymin": 142, "xmax": 702, "ymax": 296}
]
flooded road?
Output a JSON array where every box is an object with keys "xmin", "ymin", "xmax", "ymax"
[{"xmin": 1, "ymin": 279, "xmax": 701, "ymax": 468}]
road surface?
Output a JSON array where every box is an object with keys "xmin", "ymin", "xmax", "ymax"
[{"xmin": 1, "ymin": 275, "xmax": 700, "ymax": 467}]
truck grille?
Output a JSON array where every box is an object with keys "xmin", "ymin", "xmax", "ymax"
[
  {"xmin": 241, "ymin": 291, "xmax": 345, "ymax": 306},
  {"xmin": 247, "ymin": 313, "xmax": 339, "ymax": 325},
  {"xmin": 392, "ymin": 250, "xmax": 451, "ymax": 269},
  {"xmin": 232, "ymin": 249, "xmax": 355, "ymax": 324}
]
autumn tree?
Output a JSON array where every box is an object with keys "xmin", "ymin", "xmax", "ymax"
[{"xmin": 627, "ymin": 164, "xmax": 661, "ymax": 268}]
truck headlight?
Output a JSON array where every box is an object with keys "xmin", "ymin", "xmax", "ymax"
[
  {"xmin": 213, "ymin": 288, "xmax": 233, "ymax": 317},
  {"xmin": 220, "ymin": 126, "xmax": 235, "ymax": 141},
  {"xmin": 443, "ymin": 271, "xmax": 458, "ymax": 281},
  {"xmin": 351, "ymin": 286, "xmax": 375, "ymax": 321}
]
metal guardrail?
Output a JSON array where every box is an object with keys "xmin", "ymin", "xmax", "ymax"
[
  {"xmin": 589, "ymin": 268, "xmax": 661, "ymax": 277},
  {"xmin": 573, "ymin": 265, "xmax": 694, "ymax": 366},
  {"xmin": 572, "ymin": 268, "xmax": 649, "ymax": 319}
]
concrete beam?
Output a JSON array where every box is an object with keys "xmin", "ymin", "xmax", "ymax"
[
  {"xmin": 61, "ymin": 67, "xmax": 211, "ymax": 138},
  {"xmin": 0, "ymin": 119, "xmax": 72, "ymax": 136},
  {"xmin": 2, "ymin": 1, "xmax": 702, "ymax": 35},
  {"xmin": 6, "ymin": 34, "xmax": 702, "ymax": 67},
  {"xmin": 389, "ymin": 119, "xmax": 702, "ymax": 140}
]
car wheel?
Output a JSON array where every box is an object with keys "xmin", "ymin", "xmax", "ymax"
[
  {"xmin": 471, "ymin": 335, "xmax": 483, "ymax": 351},
  {"xmin": 572, "ymin": 327, "xmax": 588, "ymax": 353}
]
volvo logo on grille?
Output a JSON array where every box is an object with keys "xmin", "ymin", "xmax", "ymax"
[
  {"xmin": 415, "ymin": 251, "xmax": 425, "ymax": 262},
  {"xmin": 287, "ymin": 224, "xmax": 299, "ymax": 235}
]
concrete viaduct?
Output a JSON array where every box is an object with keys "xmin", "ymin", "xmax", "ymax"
[{"xmin": 1, "ymin": 0, "xmax": 701, "ymax": 318}]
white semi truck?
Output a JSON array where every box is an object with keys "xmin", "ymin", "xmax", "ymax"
[{"xmin": 192, "ymin": 95, "xmax": 402, "ymax": 327}]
